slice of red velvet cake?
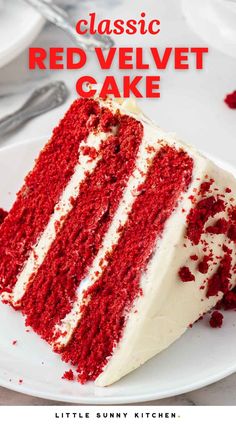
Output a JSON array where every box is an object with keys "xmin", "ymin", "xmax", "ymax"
[{"xmin": 0, "ymin": 97, "xmax": 236, "ymax": 386}]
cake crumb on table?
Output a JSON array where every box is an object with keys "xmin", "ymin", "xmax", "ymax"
[
  {"xmin": 62, "ymin": 370, "xmax": 75, "ymax": 381},
  {"xmin": 224, "ymin": 90, "xmax": 236, "ymax": 109},
  {"xmin": 209, "ymin": 311, "xmax": 224, "ymax": 328}
]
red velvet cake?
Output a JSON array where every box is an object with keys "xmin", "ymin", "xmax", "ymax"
[{"xmin": 0, "ymin": 97, "xmax": 236, "ymax": 386}]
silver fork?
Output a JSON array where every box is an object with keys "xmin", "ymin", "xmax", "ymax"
[
  {"xmin": 23, "ymin": 0, "xmax": 114, "ymax": 51},
  {"xmin": 0, "ymin": 81, "xmax": 68, "ymax": 137}
]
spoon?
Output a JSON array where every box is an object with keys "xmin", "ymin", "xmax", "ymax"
[
  {"xmin": 0, "ymin": 81, "xmax": 68, "ymax": 137},
  {"xmin": 23, "ymin": 0, "xmax": 114, "ymax": 51}
]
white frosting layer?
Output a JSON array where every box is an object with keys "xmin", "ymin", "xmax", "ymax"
[{"xmin": 2, "ymin": 129, "xmax": 114, "ymax": 305}]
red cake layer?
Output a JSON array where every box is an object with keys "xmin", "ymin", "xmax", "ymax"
[
  {"xmin": 0, "ymin": 99, "xmax": 106, "ymax": 293},
  {"xmin": 21, "ymin": 115, "xmax": 143, "ymax": 340},
  {"xmin": 0, "ymin": 208, "xmax": 8, "ymax": 225},
  {"xmin": 61, "ymin": 145, "xmax": 194, "ymax": 383}
]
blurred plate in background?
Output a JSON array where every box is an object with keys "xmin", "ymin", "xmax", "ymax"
[
  {"xmin": 0, "ymin": 0, "xmax": 44, "ymax": 69},
  {"xmin": 182, "ymin": 0, "xmax": 236, "ymax": 58}
]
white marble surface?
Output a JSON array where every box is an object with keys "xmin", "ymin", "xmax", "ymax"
[{"xmin": 0, "ymin": 0, "xmax": 236, "ymax": 405}]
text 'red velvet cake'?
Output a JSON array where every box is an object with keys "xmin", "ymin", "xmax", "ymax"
[{"xmin": 0, "ymin": 97, "xmax": 236, "ymax": 386}]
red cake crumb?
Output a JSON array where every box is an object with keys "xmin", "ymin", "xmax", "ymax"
[
  {"xmin": 178, "ymin": 266, "xmax": 195, "ymax": 282},
  {"xmin": 186, "ymin": 197, "xmax": 225, "ymax": 244},
  {"xmin": 62, "ymin": 369, "xmax": 75, "ymax": 381},
  {"xmin": 205, "ymin": 218, "xmax": 228, "ymax": 235},
  {"xmin": 229, "ymin": 207, "xmax": 236, "ymax": 221},
  {"xmin": 12, "ymin": 340, "xmax": 17, "ymax": 345},
  {"xmin": 190, "ymin": 254, "xmax": 198, "ymax": 261},
  {"xmin": 198, "ymin": 256, "xmax": 210, "ymax": 274},
  {"xmin": 222, "ymin": 244, "xmax": 232, "ymax": 254},
  {"xmin": 199, "ymin": 180, "xmax": 213, "ymax": 195},
  {"xmin": 81, "ymin": 145, "xmax": 98, "ymax": 159},
  {"xmin": 224, "ymin": 90, "xmax": 236, "ymax": 109},
  {"xmin": 225, "ymin": 187, "xmax": 232, "ymax": 193},
  {"xmin": 146, "ymin": 145, "xmax": 156, "ymax": 154},
  {"xmin": 18, "ymin": 379, "xmax": 23, "ymax": 384},
  {"xmin": 206, "ymin": 253, "xmax": 232, "ymax": 297},
  {"xmin": 220, "ymin": 290, "xmax": 236, "ymax": 310},
  {"xmin": 209, "ymin": 311, "xmax": 224, "ymax": 328},
  {"xmin": 228, "ymin": 224, "xmax": 236, "ymax": 242},
  {"xmin": 0, "ymin": 208, "xmax": 7, "ymax": 225}
]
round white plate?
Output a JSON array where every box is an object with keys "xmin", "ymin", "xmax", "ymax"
[
  {"xmin": 0, "ymin": 137, "xmax": 236, "ymax": 404},
  {"xmin": 0, "ymin": 0, "xmax": 44, "ymax": 68}
]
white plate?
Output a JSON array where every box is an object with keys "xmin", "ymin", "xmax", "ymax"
[
  {"xmin": 182, "ymin": 0, "xmax": 236, "ymax": 59},
  {"xmin": 0, "ymin": 137, "xmax": 236, "ymax": 404},
  {"xmin": 0, "ymin": 0, "xmax": 44, "ymax": 68}
]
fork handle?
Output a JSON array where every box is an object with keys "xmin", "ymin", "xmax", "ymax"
[
  {"xmin": 24, "ymin": 0, "xmax": 114, "ymax": 51},
  {"xmin": 0, "ymin": 81, "xmax": 68, "ymax": 137}
]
